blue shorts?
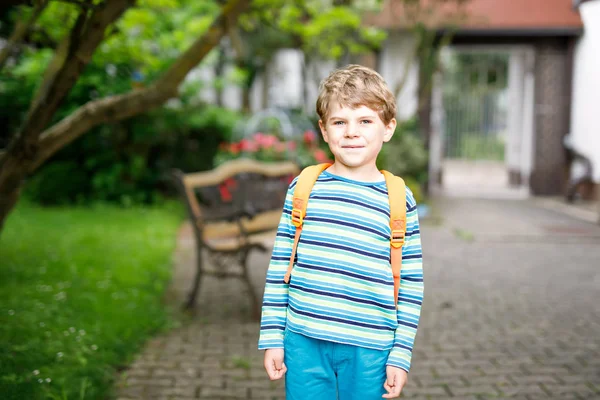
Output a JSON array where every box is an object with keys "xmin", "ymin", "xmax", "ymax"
[{"xmin": 284, "ymin": 329, "xmax": 388, "ymax": 400}]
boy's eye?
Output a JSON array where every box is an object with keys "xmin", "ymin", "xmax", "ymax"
[
  {"xmin": 333, "ymin": 121, "xmax": 345, "ymax": 125},
  {"xmin": 361, "ymin": 120, "xmax": 372, "ymax": 124}
]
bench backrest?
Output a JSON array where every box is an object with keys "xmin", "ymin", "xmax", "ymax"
[{"xmin": 171, "ymin": 159, "xmax": 300, "ymax": 240}]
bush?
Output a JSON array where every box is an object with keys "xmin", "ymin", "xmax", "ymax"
[
  {"xmin": 378, "ymin": 118, "xmax": 429, "ymax": 188},
  {"xmin": 24, "ymin": 162, "xmax": 89, "ymax": 206},
  {"xmin": 23, "ymin": 105, "xmax": 243, "ymax": 206}
]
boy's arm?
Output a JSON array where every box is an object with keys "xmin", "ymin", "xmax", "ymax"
[
  {"xmin": 387, "ymin": 188, "xmax": 424, "ymax": 373},
  {"xmin": 257, "ymin": 180, "xmax": 296, "ymax": 349}
]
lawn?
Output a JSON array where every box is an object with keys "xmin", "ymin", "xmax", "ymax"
[{"xmin": 0, "ymin": 200, "xmax": 184, "ymax": 399}]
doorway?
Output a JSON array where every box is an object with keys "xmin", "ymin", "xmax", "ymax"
[{"xmin": 431, "ymin": 47, "xmax": 534, "ymax": 199}]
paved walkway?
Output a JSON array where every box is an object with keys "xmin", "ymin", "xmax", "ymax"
[{"xmin": 115, "ymin": 197, "xmax": 600, "ymax": 400}]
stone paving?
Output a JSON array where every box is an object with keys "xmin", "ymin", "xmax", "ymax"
[{"xmin": 115, "ymin": 197, "xmax": 600, "ymax": 400}]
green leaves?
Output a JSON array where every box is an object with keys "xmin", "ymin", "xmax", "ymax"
[{"xmin": 246, "ymin": 0, "xmax": 387, "ymax": 61}]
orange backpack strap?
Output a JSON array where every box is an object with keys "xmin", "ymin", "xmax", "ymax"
[
  {"xmin": 283, "ymin": 163, "xmax": 332, "ymax": 284},
  {"xmin": 381, "ymin": 170, "xmax": 406, "ymax": 306}
]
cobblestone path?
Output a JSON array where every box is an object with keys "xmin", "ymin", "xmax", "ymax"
[{"xmin": 116, "ymin": 198, "xmax": 600, "ymax": 400}]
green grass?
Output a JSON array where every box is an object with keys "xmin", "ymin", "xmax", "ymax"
[
  {"xmin": 447, "ymin": 133, "xmax": 505, "ymax": 161},
  {"xmin": 0, "ymin": 200, "xmax": 184, "ymax": 400}
]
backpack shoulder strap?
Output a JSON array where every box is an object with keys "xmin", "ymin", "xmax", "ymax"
[
  {"xmin": 283, "ymin": 163, "xmax": 331, "ymax": 284},
  {"xmin": 381, "ymin": 170, "xmax": 407, "ymax": 306}
]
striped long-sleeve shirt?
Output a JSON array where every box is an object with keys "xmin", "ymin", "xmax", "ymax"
[{"xmin": 258, "ymin": 170, "xmax": 424, "ymax": 372}]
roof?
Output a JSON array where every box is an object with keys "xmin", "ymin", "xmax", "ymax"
[{"xmin": 366, "ymin": 0, "xmax": 584, "ymax": 35}]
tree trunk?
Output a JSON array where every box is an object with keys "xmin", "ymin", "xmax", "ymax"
[
  {"xmin": 0, "ymin": 153, "xmax": 25, "ymax": 233},
  {"xmin": 0, "ymin": 0, "xmax": 251, "ymax": 236},
  {"xmin": 242, "ymin": 83, "xmax": 251, "ymax": 113},
  {"xmin": 215, "ymin": 43, "xmax": 226, "ymax": 107}
]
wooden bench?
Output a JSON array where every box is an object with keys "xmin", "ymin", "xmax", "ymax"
[{"xmin": 170, "ymin": 159, "xmax": 300, "ymax": 318}]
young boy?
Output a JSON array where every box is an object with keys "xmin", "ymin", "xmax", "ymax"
[{"xmin": 258, "ymin": 64, "xmax": 424, "ymax": 399}]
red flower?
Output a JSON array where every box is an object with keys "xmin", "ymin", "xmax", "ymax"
[
  {"xmin": 303, "ymin": 130, "xmax": 317, "ymax": 145},
  {"xmin": 314, "ymin": 149, "xmax": 329, "ymax": 163},
  {"xmin": 287, "ymin": 141, "xmax": 297, "ymax": 151},
  {"xmin": 240, "ymin": 139, "xmax": 258, "ymax": 152},
  {"xmin": 274, "ymin": 142, "xmax": 286, "ymax": 153},
  {"xmin": 229, "ymin": 143, "xmax": 241, "ymax": 155},
  {"xmin": 260, "ymin": 135, "xmax": 278, "ymax": 150}
]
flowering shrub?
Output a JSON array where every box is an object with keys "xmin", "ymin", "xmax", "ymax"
[{"xmin": 214, "ymin": 130, "xmax": 333, "ymax": 168}]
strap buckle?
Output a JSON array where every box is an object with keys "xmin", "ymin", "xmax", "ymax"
[
  {"xmin": 391, "ymin": 229, "xmax": 405, "ymax": 248},
  {"xmin": 291, "ymin": 208, "xmax": 303, "ymax": 227}
]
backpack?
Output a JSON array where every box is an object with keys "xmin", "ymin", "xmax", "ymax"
[{"xmin": 282, "ymin": 163, "xmax": 407, "ymax": 305}]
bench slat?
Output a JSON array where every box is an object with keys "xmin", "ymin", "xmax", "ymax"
[
  {"xmin": 202, "ymin": 209, "xmax": 283, "ymax": 240},
  {"xmin": 184, "ymin": 159, "xmax": 299, "ymax": 188}
]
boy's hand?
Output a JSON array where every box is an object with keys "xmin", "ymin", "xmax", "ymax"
[
  {"xmin": 263, "ymin": 348, "xmax": 287, "ymax": 380},
  {"xmin": 382, "ymin": 366, "xmax": 408, "ymax": 398}
]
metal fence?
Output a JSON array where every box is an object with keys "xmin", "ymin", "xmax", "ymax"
[{"xmin": 442, "ymin": 52, "xmax": 509, "ymax": 161}]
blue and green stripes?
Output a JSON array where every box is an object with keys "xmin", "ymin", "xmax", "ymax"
[{"xmin": 258, "ymin": 170, "xmax": 424, "ymax": 372}]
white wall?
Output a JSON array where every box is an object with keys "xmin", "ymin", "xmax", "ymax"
[
  {"xmin": 378, "ymin": 31, "xmax": 420, "ymax": 121},
  {"xmin": 195, "ymin": 33, "xmax": 420, "ymax": 121},
  {"xmin": 267, "ymin": 49, "xmax": 305, "ymax": 109},
  {"xmin": 571, "ymin": 0, "xmax": 600, "ymax": 182},
  {"xmin": 304, "ymin": 58, "xmax": 336, "ymax": 115}
]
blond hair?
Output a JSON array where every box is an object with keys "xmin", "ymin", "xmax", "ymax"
[{"xmin": 316, "ymin": 64, "xmax": 397, "ymax": 125}]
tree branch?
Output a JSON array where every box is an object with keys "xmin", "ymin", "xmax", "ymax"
[
  {"xmin": 6, "ymin": 0, "xmax": 134, "ymax": 162},
  {"xmin": 0, "ymin": 1, "xmax": 49, "ymax": 71},
  {"xmin": 31, "ymin": 0, "xmax": 251, "ymax": 172}
]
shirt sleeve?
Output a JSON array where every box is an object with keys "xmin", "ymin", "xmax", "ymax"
[
  {"xmin": 386, "ymin": 187, "xmax": 424, "ymax": 372},
  {"xmin": 257, "ymin": 178, "xmax": 297, "ymax": 349}
]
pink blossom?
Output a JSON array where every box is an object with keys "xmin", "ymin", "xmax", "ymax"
[
  {"xmin": 253, "ymin": 132, "xmax": 265, "ymax": 143},
  {"xmin": 287, "ymin": 141, "xmax": 297, "ymax": 151},
  {"xmin": 274, "ymin": 142, "xmax": 287, "ymax": 153},
  {"xmin": 260, "ymin": 135, "xmax": 278, "ymax": 150},
  {"xmin": 304, "ymin": 130, "xmax": 317, "ymax": 144},
  {"xmin": 240, "ymin": 139, "xmax": 258, "ymax": 152},
  {"xmin": 314, "ymin": 149, "xmax": 329, "ymax": 163}
]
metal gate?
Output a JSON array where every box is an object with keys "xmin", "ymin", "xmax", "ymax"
[{"xmin": 442, "ymin": 52, "xmax": 510, "ymax": 161}]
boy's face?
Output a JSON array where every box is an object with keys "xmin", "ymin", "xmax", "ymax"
[{"xmin": 318, "ymin": 102, "xmax": 396, "ymax": 171}]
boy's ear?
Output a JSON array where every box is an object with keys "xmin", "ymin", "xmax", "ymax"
[
  {"xmin": 383, "ymin": 118, "xmax": 397, "ymax": 143},
  {"xmin": 318, "ymin": 120, "xmax": 329, "ymax": 143}
]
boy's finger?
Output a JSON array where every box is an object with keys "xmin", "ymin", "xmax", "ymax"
[
  {"xmin": 382, "ymin": 378, "xmax": 400, "ymax": 398},
  {"xmin": 382, "ymin": 386, "xmax": 400, "ymax": 399}
]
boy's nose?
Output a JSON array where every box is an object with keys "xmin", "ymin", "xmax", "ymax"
[{"xmin": 344, "ymin": 124, "xmax": 360, "ymax": 137}]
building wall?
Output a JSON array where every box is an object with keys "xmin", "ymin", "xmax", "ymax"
[
  {"xmin": 571, "ymin": 0, "xmax": 600, "ymax": 182},
  {"xmin": 378, "ymin": 31, "xmax": 420, "ymax": 121}
]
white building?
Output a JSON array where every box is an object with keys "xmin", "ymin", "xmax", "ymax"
[
  {"xmin": 201, "ymin": 0, "xmax": 599, "ymax": 200},
  {"xmin": 571, "ymin": 0, "xmax": 600, "ymax": 188}
]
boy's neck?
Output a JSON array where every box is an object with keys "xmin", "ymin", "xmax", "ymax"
[{"xmin": 326, "ymin": 162, "xmax": 384, "ymax": 183}]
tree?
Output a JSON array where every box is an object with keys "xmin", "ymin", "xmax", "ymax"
[
  {"xmin": 0, "ymin": 0, "xmax": 251, "ymax": 234},
  {"xmin": 0, "ymin": 0, "xmax": 467, "ymax": 234},
  {"xmin": 220, "ymin": 0, "xmax": 386, "ymax": 112},
  {"xmin": 387, "ymin": 0, "xmax": 470, "ymax": 148}
]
